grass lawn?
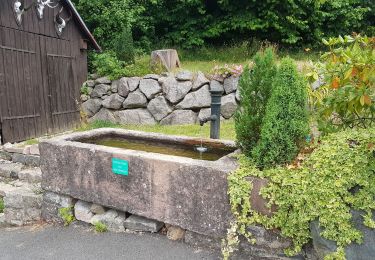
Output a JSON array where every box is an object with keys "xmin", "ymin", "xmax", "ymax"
[{"xmin": 77, "ymin": 120, "xmax": 236, "ymax": 141}]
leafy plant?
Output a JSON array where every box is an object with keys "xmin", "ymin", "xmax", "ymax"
[
  {"xmin": 58, "ymin": 207, "xmax": 76, "ymax": 226},
  {"xmin": 80, "ymin": 85, "xmax": 90, "ymax": 96},
  {"xmin": 93, "ymin": 221, "xmax": 108, "ymax": 233},
  {"xmin": 224, "ymin": 127, "xmax": 375, "ymax": 259},
  {"xmin": 307, "ymin": 35, "xmax": 375, "ymax": 133},
  {"xmin": 210, "ymin": 64, "xmax": 243, "ymax": 82},
  {"xmin": 253, "ymin": 57, "xmax": 309, "ymax": 168},
  {"xmin": 0, "ymin": 197, "xmax": 4, "ymax": 214},
  {"xmin": 235, "ymin": 48, "xmax": 277, "ymax": 157}
]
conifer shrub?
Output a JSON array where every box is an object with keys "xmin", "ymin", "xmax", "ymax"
[
  {"xmin": 235, "ymin": 48, "xmax": 277, "ymax": 156},
  {"xmin": 253, "ymin": 57, "xmax": 309, "ymax": 168}
]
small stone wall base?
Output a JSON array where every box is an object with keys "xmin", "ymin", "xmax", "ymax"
[{"xmin": 41, "ymin": 192, "xmax": 76, "ymax": 224}]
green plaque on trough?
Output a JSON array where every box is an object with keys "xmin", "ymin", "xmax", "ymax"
[{"xmin": 112, "ymin": 158, "xmax": 129, "ymax": 176}]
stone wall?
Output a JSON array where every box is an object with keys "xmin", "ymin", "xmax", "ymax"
[{"xmin": 81, "ymin": 71, "xmax": 240, "ymax": 125}]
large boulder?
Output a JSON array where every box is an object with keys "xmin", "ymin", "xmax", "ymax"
[
  {"xmin": 192, "ymin": 71, "xmax": 209, "ymax": 90},
  {"xmin": 176, "ymin": 71, "xmax": 193, "ymax": 81},
  {"xmin": 81, "ymin": 99, "xmax": 101, "ymax": 117},
  {"xmin": 139, "ymin": 79, "xmax": 162, "ymax": 99},
  {"xmin": 161, "ymin": 77, "xmax": 192, "ymax": 104},
  {"xmin": 91, "ymin": 84, "xmax": 111, "ymax": 98},
  {"xmin": 85, "ymin": 80, "xmax": 95, "ymax": 88},
  {"xmin": 127, "ymin": 77, "xmax": 141, "ymax": 91},
  {"xmin": 101, "ymin": 94, "xmax": 125, "ymax": 110},
  {"xmin": 223, "ymin": 76, "xmax": 239, "ymax": 94},
  {"xmin": 123, "ymin": 90, "xmax": 147, "ymax": 109},
  {"xmin": 88, "ymin": 108, "xmax": 117, "ymax": 123},
  {"xmin": 160, "ymin": 110, "xmax": 197, "ymax": 125},
  {"xmin": 176, "ymin": 85, "xmax": 211, "ymax": 109},
  {"xmin": 116, "ymin": 78, "xmax": 130, "ymax": 98},
  {"xmin": 147, "ymin": 96, "xmax": 173, "ymax": 121},
  {"xmin": 116, "ymin": 109, "xmax": 156, "ymax": 125},
  {"xmin": 221, "ymin": 93, "xmax": 238, "ymax": 119}
]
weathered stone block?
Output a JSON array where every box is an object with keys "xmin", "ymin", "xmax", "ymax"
[
  {"xmin": 176, "ymin": 71, "xmax": 193, "ymax": 81},
  {"xmin": 90, "ymin": 209, "xmax": 126, "ymax": 232},
  {"xmin": 161, "ymin": 77, "xmax": 192, "ymax": 104},
  {"xmin": 123, "ymin": 90, "xmax": 147, "ymax": 109},
  {"xmin": 42, "ymin": 192, "xmax": 75, "ymax": 224},
  {"xmin": 0, "ymin": 162, "xmax": 23, "ymax": 178},
  {"xmin": 221, "ymin": 93, "xmax": 238, "ymax": 119},
  {"xmin": 90, "ymin": 204, "xmax": 106, "ymax": 215},
  {"xmin": 114, "ymin": 78, "xmax": 130, "ymax": 97},
  {"xmin": 102, "ymin": 94, "xmax": 125, "ymax": 110},
  {"xmin": 74, "ymin": 200, "xmax": 94, "ymax": 223},
  {"xmin": 82, "ymin": 99, "xmax": 102, "ymax": 117},
  {"xmin": 127, "ymin": 77, "xmax": 141, "ymax": 91},
  {"xmin": 116, "ymin": 109, "xmax": 156, "ymax": 125},
  {"xmin": 12, "ymin": 153, "xmax": 40, "ymax": 167},
  {"xmin": 91, "ymin": 84, "xmax": 111, "ymax": 98},
  {"xmin": 223, "ymin": 76, "xmax": 239, "ymax": 94},
  {"xmin": 139, "ymin": 79, "xmax": 162, "ymax": 99},
  {"xmin": 160, "ymin": 110, "xmax": 197, "ymax": 125},
  {"xmin": 95, "ymin": 76, "xmax": 111, "ymax": 85},
  {"xmin": 125, "ymin": 215, "xmax": 163, "ymax": 233},
  {"xmin": 18, "ymin": 168, "xmax": 42, "ymax": 183},
  {"xmin": 147, "ymin": 96, "xmax": 172, "ymax": 121},
  {"xmin": 192, "ymin": 72, "xmax": 209, "ymax": 90},
  {"xmin": 88, "ymin": 108, "xmax": 117, "ymax": 124},
  {"xmin": 0, "ymin": 150, "xmax": 12, "ymax": 161},
  {"xmin": 176, "ymin": 85, "xmax": 211, "ymax": 109}
]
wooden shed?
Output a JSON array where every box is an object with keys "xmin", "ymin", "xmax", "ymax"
[{"xmin": 0, "ymin": 0, "xmax": 101, "ymax": 144}]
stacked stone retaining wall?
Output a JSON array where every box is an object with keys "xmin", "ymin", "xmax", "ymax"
[{"xmin": 81, "ymin": 71, "xmax": 240, "ymax": 125}]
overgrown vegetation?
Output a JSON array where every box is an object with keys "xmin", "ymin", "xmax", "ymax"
[
  {"xmin": 235, "ymin": 47, "xmax": 277, "ymax": 157},
  {"xmin": 225, "ymin": 128, "xmax": 375, "ymax": 259},
  {"xmin": 93, "ymin": 221, "xmax": 108, "ymax": 233},
  {"xmin": 252, "ymin": 58, "xmax": 309, "ymax": 168},
  {"xmin": 307, "ymin": 34, "xmax": 375, "ymax": 133},
  {"xmin": 58, "ymin": 207, "xmax": 76, "ymax": 226},
  {"xmin": 0, "ymin": 197, "xmax": 4, "ymax": 214}
]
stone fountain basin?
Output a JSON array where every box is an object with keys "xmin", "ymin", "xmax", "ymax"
[{"xmin": 40, "ymin": 128, "xmax": 238, "ymax": 237}]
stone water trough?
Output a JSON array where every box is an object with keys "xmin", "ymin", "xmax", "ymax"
[{"xmin": 40, "ymin": 128, "xmax": 238, "ymax": 237}]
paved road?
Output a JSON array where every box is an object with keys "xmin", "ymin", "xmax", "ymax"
[{"xmin": 0, "ymin": 225, "xmax": 219, "ymax": 260}]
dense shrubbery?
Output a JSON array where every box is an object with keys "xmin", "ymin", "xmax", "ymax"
[
  {"xmin": 235, "ymin": 48, "xmax": 277, "ymax": 157},
  {"xmin": 253, "ymin": 58, "xmax": 309, "ymax": 168},
  {"xmin": 307, "ymin": 35, "xmax": 375, "ymax": 133}
]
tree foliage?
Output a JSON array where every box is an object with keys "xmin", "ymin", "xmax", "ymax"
[
  {"xmin": 71, "ymin": 0, "xmax": 373, "ymax": 52},
  {"xmin": 252, "ymin": 58, "xmax": 309, "ymax": 168},
  {"xmin": 235, "ymin": 48, "xmax": 277, "ymax": 157}
]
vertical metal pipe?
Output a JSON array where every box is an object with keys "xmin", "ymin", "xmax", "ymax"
[{"xmin": 210, "ymin": 86, "xmax": 224, "ymax": 139}]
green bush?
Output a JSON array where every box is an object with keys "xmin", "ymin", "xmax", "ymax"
[
  {"xmin": 235, "ymin": 48, "xmax": 277, "ymax": 156},
  {"xmin": 113, "ymin": 27, "xmax": 135, "ymax": 64},
  {"xmin": 253, "ymin": 58, "xmax": 309, "ymax": 168}
]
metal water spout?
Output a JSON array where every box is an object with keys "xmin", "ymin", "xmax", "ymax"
[{"xmin": 199, "ymin": 84, "xmax": 224, "ymax": 139}]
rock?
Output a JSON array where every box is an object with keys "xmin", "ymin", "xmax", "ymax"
[
  {"xmin": 85, "ymin": 80, "xmax": 96, "ymax": 88},
  {"xmin": 114, "ymin": 78, "xmax": 130, "ymax": 97},
  {"xmin": 127, "ymin": 77, "xmax": 141, "ymax": 91},
  {"xmin": 197, "ymin": 108, "xmax": 211, "ymax": 123},
  {"xmin": 88, "ymin": 108, "xmax": 117, "ymax": 124},
  {"xmin": 176, "ymin": 85, "xmax": 211, "ymax": 109},
  {"xmin": 12, "ymin": 153, "xmax": 40, "ymax": 167},
  {"xmin": 161, "ymin": 77, "xmax": 192, "ymax": 104},
  {"xmin": 18, "ymin": 168, "xmax": 42, "ymax": 183},
  {"xmin": 124, "ymin": 214, "xmax": 163, "ymax": 233},
  {"xmin": 0, "ymin": 150, "xmax": 12, "ymax": 161},
  {"xmin": 311, "ymin": 211, "xmax": 375, "ymax": 260},
  {"xmin": 89, "ymin": 73, "xmax": 99, "ymax": 80},
  {"xmin": 221, "ymin": 93, "xmax": 238, "ymax": 119},
  {"xmin": 4, "ymin": 189, "xmax": 42, "ymax": 226},
  {"xmin": 123, "ymin": 90, "xmax": 147, "ymax": 109},
  {"xmin": 29, "ymin": 145, "xmax": 40, "ymax": 156},
  {"xmin": 81, "ymin": 94, "xmax": 89, "ymax": 102},
  {"xmin": 139, "ymin": 79, "xmax": 162, "ymax": 99},
  {"xmin": 160, "ymin": 110, "xmax": 197, "ymax": 125},
  {"xmin": 0, "ymin": 213, "xmax": 6, "ymax": 227},
  {"xmin": 143, "ymin": 74, "xmax": 160, "ymax": 80},
  {"xmin": 210, "ymin": 80, "xmax": 224, "ymax": 93},
  {"xmin": 147, "ymin": 96, "xmax": 173, "ymax": 121},
  {"xmin": 192, "ymin": 71, "xmax": 209, "ymax": 90},
  {"xmin": 102, "ymin": 94, "xmax": 125, "ymax": 110},
  {"xmin": 74, "ymin": 200, "xmax": 94, "ymax": 223},
  {"xmin": 91, "ymin": 84, "xmax": 111, "ymax": 98},
  {"xmin": 90, "ymin": 209, "xmax": 126, "ymax": 233},
  {"xmin": 4, "ymin": 145, "xmax": 25, "ymax": 154},
  {"xmin": 223, "ymin": 76, "xmax": 239, "ymax": 94},
  {"xmin": 95, "ymin": 76, "xmax": 111, "ymax": 85},
  {"xmin": 235, "ymin": 89, "xmax": 241, "ymax": 102},
  {"xmin": 42, "ymin": 192, "xmax": 75, "ymax": 224},
  {"xmin": 167, "ymin": 225, "xmax": 186, "ymax": 241},
  {"xmin": 176, "ymin": 71, "xmax": 193, "ymax": 81},
  {"xmin": 0, "ymin": 162, "xmax": 23, "ymax": 178},
  {"xmin": 90, "ymin": 204, "xmax": 106, "ymax": 215},
  {"xmin": 116, "ymin": 109, "xmax": 156, "ymax": 125}
]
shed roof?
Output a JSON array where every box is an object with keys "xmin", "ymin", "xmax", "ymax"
[{"xmin": 64, "ymin": 0, "xmax": 102, "ymax": 52}]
